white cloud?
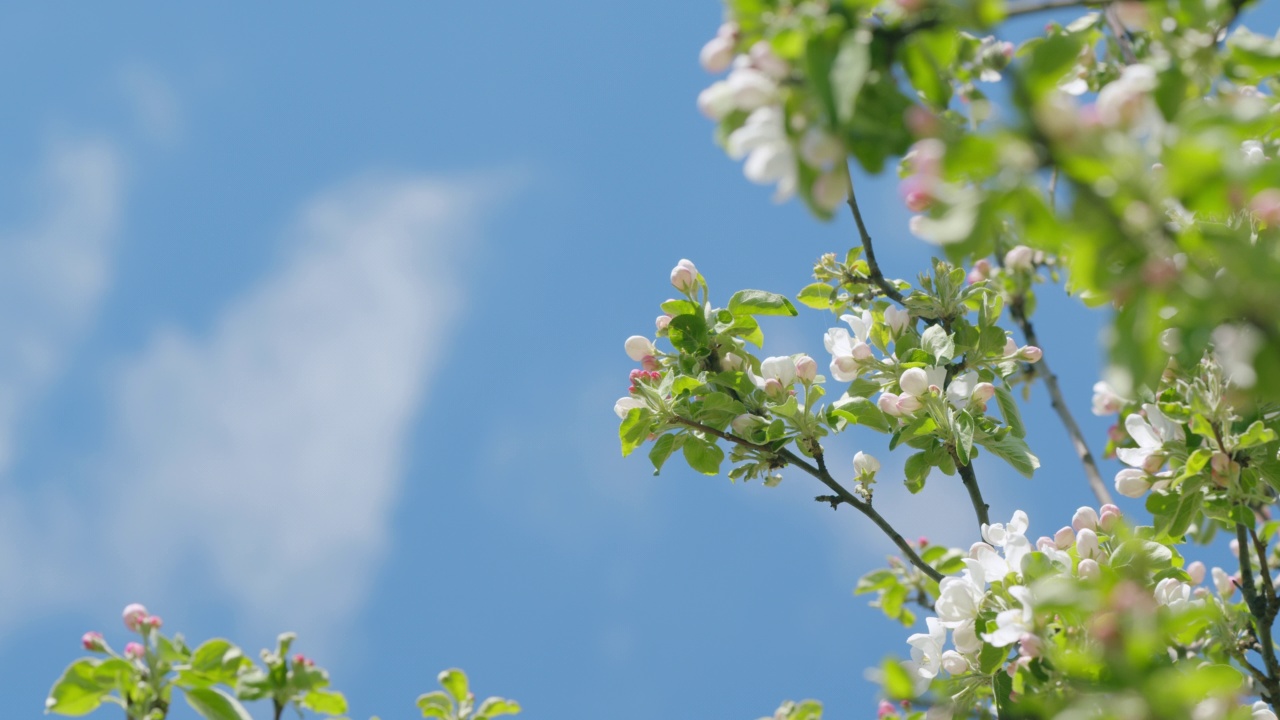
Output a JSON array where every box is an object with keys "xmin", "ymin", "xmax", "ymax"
[
  {"xmin": 0, "ymin": 138, "xmax": 123, "ymax": 472},
  {"xmin": 119, "ymin": 65, "xmax": 182, "ymax": 145},
  {"xmin": 97, "ymin": 175, "xmax": 481, "ymax": 638},
  {"xmin": 0, "ymin": 137, "xmax": 123, "ymax": 622}
]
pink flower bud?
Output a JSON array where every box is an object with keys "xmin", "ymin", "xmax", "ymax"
[
  {"xmin": 896, "ymin": 394, "xmax": 923, "ymax": 414},
  {"xmin": 1114, "ymin": 468, "xmax": 1150, "ymax": 499},
  {"xmin": 1213, "ymin": 566, "xmax": 1236, "ymax": 598},
  {"xmin": 655, "ymin": 315, "xmax": 671, "ymax": 334},
  {"xmin": 699, "ymin": 35, "xmax": 735, "ymax": 74},
  {"xmin": 625, "ymin": 335, "xmax": 655, "ymax": 362},
  {"xmin": 1072, "ymin": 506, "xmax": 1098, "ymax": 532},
  {"xmin": 124, "ymin": 642, "xmax": 145, "ymax": 660},
  {"xmin": 1054, "ymin": 526, "xmax": 1075, "ymax": 549},
  {"xmin": 1003, "ymin": 337, "xmax": 1019, "ymax": 357},
  {"xmin": 972, "ymin": 382, "xmax": 996, "ymax": 403},
  {"xmin": 1077, "ymin": 558, "xmax": 1100, "ymax": 580},
  {"xmin": 1230, "ymin": 539, "xmax": 1240, "ymax": 558},
  {"xmin": 883, "ymin": 306, "xmax": 910, "ymax": 335},
  {"xmin": 1019, "ymin": 346, "xmax": 1043, "ymax": 363},
  {"xmin": 899, "ymin": 367, "xmax": 929, "ymax": 397},
  {"xmin": 877, "ymin": 392, "xmax": 903, "ymax": 417},
  {"xmin": 670, "ymin": 259, "xmax": 698, "ymax": 293},
  {"xmin": 1100, "ymin": 503, "xmax": 1121, "ymax": 518},
  {"xmin": 1187, "ymin": 561, "xmax": 1206, "ymax": 585},
  {"xmin": 144, "ymin": 615, "xmax": 163, "ymax": 630},
  {"xmin": 641, "ymin": 356, "xmax": 659, "ymax": 372},
  {"xmin": 878, "ymin": 700, "xmax": 897, "ymax": 719},
  {"xmin": 1098, "ymin": 509, "xmax": 1120, "ymax": 532},
  {"xmin": 1250, "ymin": 189, "xmax": 1280, "ymax": 225},
  {"xmin": 794, "ymin": 355, "xmax": 817, "ymax": 382},
  {"xmin": 1004, "ymin": 245, "xmax": 1034, "ymax": 271},
  {"xmin": 1018, "ymin": 633, "xmax": 1042, "ymax": 658},
  {"xmin": 293, "ymin": 653, "xmax": 313, "ymax": 667},
  {"xmin": 82, "ymin": 631, "xmax": 105, "ymax": 652},
  {"xmin": 905, "ymin": 105, "xmax": 941, "ymax": 138},
  {"xmin": 967, "ymin": 259, "xmax": 992, "ymax": 284},
  {"xmin": 122, "ymin": 604, "xmax": 149, "ymax": 632}
]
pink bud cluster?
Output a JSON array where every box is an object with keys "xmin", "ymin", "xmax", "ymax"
[
  {"xmin": 122, "ymin": 603, "xmax": 161, "ymax": 633},
  {"xmin": 628, "ymin": 369, "xmax": 661, "ymax": 394}
]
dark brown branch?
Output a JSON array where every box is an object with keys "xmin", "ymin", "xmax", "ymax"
[
  {"xmin": 1008, "ymin": 294, "xmax": 1115, "ymax": 505},
  {"xmin": 670, "ymin": 416, "xmax": 944, "ymax": 583},
  {"xmin": 952, "ymin": 450, "xmax": 991, "ymax": 529},
  {"xmin": 845, "ymin": 183, "xmax": 906, "ymax": 306},
  {"xmin": 1237, "ymin": 522, "xmax": 1280, "ymax": 704},
  {"xmin": 1251, "ymin": 522, "xmax": 1277, "ymax": 608}
]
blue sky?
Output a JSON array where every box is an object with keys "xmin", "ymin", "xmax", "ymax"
[{"xmin": 0, "ymin": 3, "xmax": 1268, "ymax": 720}]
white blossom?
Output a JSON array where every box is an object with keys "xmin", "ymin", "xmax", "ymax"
[
  {"xmin": 1252, "ymin": 701, "xmax": 1278, "ymax": 720},
  {"xmin": 945, "ymin": 370, "xmax": 980, "ymax": 409},
  {"xmin": 982, "ymin": 585, "xmax": 1033, "ymax": 647},
  {"xmin": 940, "ymin": 650, "xmax": 969, "ymax": 676},
  {"xmin": 726, "ymin": 106, "xmax": 797, "ymax": 201},
  {"xmin": 1072, "ymin": 506, "xmax": 1099, "ymax": 532},
  {"xmin": 625, "ymin": 335, "xmax": 655, "ymax": 362},
  {"xmin": 1091, "ymin": 381, "xmax": 1127, "ymax": 415},
  {"xmin": 670, "ymin": 259, "xmax": 699, "ymax": 293},
  {"xmin": 1077, "ymin": 558, "xmax": 1100, "ymax": 580},
  {"xmin": 936, "ymin": 575, "xmax": 985, "ymax": 628},
  {"xmin": 824, "ymin": 327, "xmax": 872, "ymax": 382},
  {"xmin": 1004, "ymin": 245, "xmax": 1034, "ymax": 271},
  {"xmin": 884, "ymin": 306, "xmax": 910, "ymax": 335},
  {"xmin": 853, "ymin": 451, "xmax": 880, "ymax": 477},
  {"xmin": 1114, "ymin": 468, "xmax": 1152, "ymax": 498},
  {"xmin": 1154, "ymin": 577, "xmax": 1198, "ymax": 612},
  {"xmin": 699, "ymin": 34, "xmax": 735, "ymax": 74},
  {"xmin": 1118, "ymin": 403, "xmax": 1182, "ymax": 472},
  {"xmin": 1096, "ymin": 63, "xmax": 1158, "ymax": 128},
  {"xmin": 1076, "ymin": 528, "xmax": 1103, "ymax": 560},
  {"xmin": 614, "ymin": 396, "xmax": 645, "ymax": 420},
  {"xmin": 1213, "ymin": 567, "xmax": 1236, "ymax": 599},
  {"xmin": 901, "ymin": 366, "xmax": 946, "ymax": 397},
  {"xmin": 1212, "ymin": 323, "xmax": 1263, "ymax": 389},
  {"xmin": 906, "ymin": 617, "xmax": 946, "ymax": 679},
  {"xmin": 952, "ymin": 620, "xmax": 981, "ymax": 655}
]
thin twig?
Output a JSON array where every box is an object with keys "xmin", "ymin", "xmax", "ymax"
[
  {"xmin": 1103, "ymin": 4, "xmax": 1138, "ymax": 64},
  {"xmin": 845, "ymin": 183, "xmax": 906, "ymax": 306},
  {"xmin": 1251, "ymin": 522, "xmax": 1277, "ymax": 608},
  {"xmin": 1237, "ymin": 522, "xmax": 1280, "ymax": 704},
  {"xmin": 1005, "ymin": 0, "xmax": 1104, "ymax": 18},
  {"xmin": 1008, "ymin": 294, "xmax": 1115, "ymax": 505},
  {"xmin": 670, "ymin": 416, "xmax": 945, "ymax": 583}
]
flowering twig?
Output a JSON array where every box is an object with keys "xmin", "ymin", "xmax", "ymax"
[
  {"xmin": 845, "ymin": 183, "xmax": 906, "ymax": 306},
  {"xmin": 670, "ymin": 416, "xmax": 945, "ymax": 583},
  {"xmin": 1237, "ymin": 521, "xmax": 1280, "ymax": 705},
  {"xmin": 1008, "ymin": 294, "xmax": 1115, "ymax": 505}
]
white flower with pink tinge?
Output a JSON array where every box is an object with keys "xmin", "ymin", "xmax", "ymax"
[
  {"xmin": 824, "ymin": 311, "xmax": 875, "ymax": 382},
  {"xmin": 1118, "ymin": 403, "xmax": 1183, "ymax": 473},
  {"xmin": 726, "ymin": 106, "xmax": 797, "ymax": 202}
]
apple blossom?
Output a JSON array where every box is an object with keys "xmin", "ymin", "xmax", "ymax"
[
  {"xmin": 1250, "ymin": 188, "xmax": 1280, "ymax": 225},
  {"xmin": 1054, "ymin": 527, "xmax": 1075, "ymax": 550},
  {"xmin": 883, "ymin": 306, "xmax": 909, "ymax": 335},
  {"xmin": 697, "ymin": 81, "xmax": 735, "ymax": 120},
  {"xmin": 900, "ymin": 366, "xmax": 945, "ymax": 398},
  {"xmin": 81, "ymin": 631, "xmax": 105, "ymax": 652},
  {"xmin": 699, "ymin": 31, "xmax": 735, "ymax": 74},
  {"xmin": 1004, "ymin": 245, "xmax": 1034, "ymax": 271},
  {"xmin": 724, "ymin": 63, "xmax": 778, "ymax": 111},
  {"xmin": 124, "ymin": 642, "xmax": 145, "ymax": 660},
  {"xmin": 800, "ymin": 128, "xmax": 844, "ymax": 167},
  {"xmin": 1019, "ymin": 346, "xmax": 1043, "ymax": 363},
  {"xmin": 625, "ymin": 335, "xmax": 655, "ymax": 362},
  {"xmin": 1091, "ymin": 381, "xmax": 1126, "ymax": 415},
  {"xmin": 1114, "ymin": 468, "xmax": 1151, "ymax": 498},
  {"xmin": 1154, "ymin": 578, "xmax": 1197, "ymax": 612},
  {"xmin": 1018, "ymin": 633, "xmax": 1042, "ymax": 658},
  {"xmin": 936, "ymin": 574, "xmax": 985, "ymax": 628},
  {"xmin": 1075, "ymin": 528, "xmax": 1102, "ymax": 560},
  {"xmin": 895, "ymin": 394, "xmax": 923, "ymax": 414},
  {"xmin": 1213, "ymin": 567, "xmax": 1236, "ymax": 599},
  {"xmin": 123, "ymin": 603, "xmax": 149, "ymax": 632},
  {"xmin": 794, "ymin": 355, "xmax": 817, "ymax": 382},
  {"xmin": 756, "ymin": 356, "xmax": 797, "ymax": 397},
  {"xmin": 907, "ymin": 617, "xmax": 947, "ymax": 679},
  {"xmin": 1077, "ymin": 558, "xmax": 1101, "ymax": 580},
  {"xmin": 1096, "ymin": 63, "xmax": 1157, "ymax": 128},
  {"xmin": 1072, "ymin": 506, "xmax": 1099, "ymax": 532},
  {"xmin": 940, "ymin": 650, "xmax": 968, "ymax": 676},
  {"xmin": 670, "ymin": 259, "xmax": 699, "ymax": 293},
  {"xmin": 1118, "ymin": 404, "xmax": 1183, "ymax": 472},
  {"xmin": 877, "ymin": 392, "xmax": 904, "ymax": 417},
  {"xmin": 1211, "ymin": 323, "xmax": 1263, "ymax": 389},
  {"xmin": 811, "ymin": 169, "xmax": 851, "ymax": 213},
  {"xmin": 1003, "ymin": 337, "xmax": 1018, "ymax": 357},
  {"xmin": 945, "ymin": 370, "xmax": 979, "ymax": 409},
  {"xmin": 1255, "ymin": 701, "xmax": 1279, "ymax": 720},
  {"xmin": 824, "ymin": 326, "xmax": 873, "ymax": 382},
  {"xmin": 613, "ymin": 396, "xmax": 645, "ymax": 420},
  {"xmin": 655, "ymin": 315, "xmax": 670, "ymax": 334},
  {"xmin": 1098, "ymin": 505, "xmax": 1121, "ymax": 532},
  {"xmin": 982, "ymin": 585, "xmax": 1033, "ymax": 647},
  {"xmin": 731, "ymin": 414, "xmax": 757, "ymax": 436},
  {"xmin": 1187, "ymin": 561, "xmax": 1206, "ymax": 585},
  {"xmin": 721, "ymin": 352, "xmax": 744, "ymax": 371},
  {"xmin": 853, "ymin": 451, "xmax": 880, "ymax": 478},
  {"xmin": 971, "ymin": 382, "xmax": 995, "ymax": 404},
  {"xmin": 727, "ymin": 106, "xmax": 797, "ymax": 201}
]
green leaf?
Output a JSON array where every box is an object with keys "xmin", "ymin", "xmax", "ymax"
[
  {"xmin": 1168, "ymin": 489, "xmax": 1203, "ymax": 539},
  {"xmin": 830, "ymin": 27, "xmax": 873, "ymax": 125},
  {"xmin": 184, "ymin": 687, "xmax": 254, "ymax": 720},
  {"xmin": 904, "ymin": 451, "xmax": 931, "ymax": 493},
  {"xmin": 796, "ymin": 283, "xmax": 835, "ymax": 310},
  {"xmin": 993, "ymin": 671, "xmax": 1015, "ymax": 718},
  {"xmin": 683, "ymin": 437, "xmax": 725, "ymax": 475},
  {"xmin": 475, "ymin": 697, "xmax": 522, "ymax": 720},
  {"xmin": 417, "ymin": 691, "xmax": 455, "ymax": 719},
  {"xmin": 881, "ymin": 659, "xmax": 915, "ymax": 701},
  {"xmin": 438, "ymin": 669, "xmax": 470, "ymax": 704},
  {"xmin": 1236, "ymin": 420, "xmax": 1278, "ymax": 450},
  {"xmin": 667, "ymin": 314, "xmax": 709, "ymax": 354},
  {"xmin": 301, "ymin": 690, "xmax": 349, "ymax": 715},
  {"xmin": 1022, "ymin": 34, "xmax": 1085, "ymax": 100},
  {"xmin": 954, "ymin": 411, "xmax": 975, "ymax": 465},
  {"xmin": 979, "ymin": 636, "xmax": 1008, "ymax": 674},
  {"xmin": 976, "ymin": 432, "xmax": 1039, "ymax": 478},
  {"xmin": 854, "ymin": 569, "xmax": 897, "ymax": 595},
  {"xmin": 831, "ymin": 397, "xmax": 893, "ymax": 434},
  {"xmin": 660, "ymin": 299, "xmax": 698, "ymax": 317},
  {"xmin": 920, "ymin": 324, "xmax": 955, "ymax": 362},
  {"xmin": 695, "ymin": 392, "xmax": 746, "ymax": 430},
  {"xmin": 618, "ymin": 407, "xmax": 652, "ymax": 457},
  {"xmin": 728, "ymin": 289, "xmax": 798, "ymax": 317},
  {"xmin": 45, "ymin": 659, "xmax": 113, "ymax": 717},
  {"xmin": 994, "ymin": 386, "xmax": 1025, "ymax": 438},
  {"xmin": 648, "ymin": 433, "xmax": 684, "ymax": 475}
]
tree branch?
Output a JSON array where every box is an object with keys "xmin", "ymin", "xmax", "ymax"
[
  {"xmin": 952, "ymin": 450, "xmax": 991, "ymax": 529},
  {"xmin": 845, "ymin": 183, "xmax": 906, "ymax": 306},
  {"xmin": 1005, "ymin": 0, "xmax": 1105, "ymax": 18},
  {"xmin": 670, "ymin": 416, "xmax": 944, "ymax": 583},
  {"xmin": 1008, "ymin": 294, "xmax": 1115, "ymax": 506},
  {"xmin": 1237, "ymin": 521, "xmax": 1280, "ymax": 704}
]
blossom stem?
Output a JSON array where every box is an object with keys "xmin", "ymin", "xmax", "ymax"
[
  {"xmin": 1236, "ymin": 521, "xmax": 1280, "ymax": 705},
  {"xmin": 844, "ymin": 181, "xmax": 906, "ymax": 306},
  {"xmin": 1008, "ymin": 294, "xmax": 1114, "ymax": 505},
  {"xmin": 670, "ymin": 416, "xmax": 945, "ymax": 583}
]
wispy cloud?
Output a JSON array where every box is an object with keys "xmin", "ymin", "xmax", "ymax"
[
  {"xmin": 118, "ymin": 65, "xmax": 182, "ymax": 146},
  {"xmin": 0, "ymin": 137, "xmax": 124, "ymax": 620},
  {"xmin": 97, "ymin": 175, "xmax": 482, "ymax": 639}
]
